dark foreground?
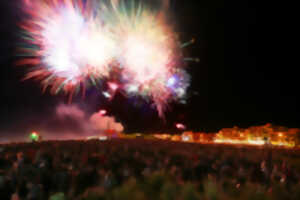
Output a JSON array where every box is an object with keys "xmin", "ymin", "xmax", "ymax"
[{"xmin": 1, "ymin": 139, "xmax": 300, "ymax": 200}]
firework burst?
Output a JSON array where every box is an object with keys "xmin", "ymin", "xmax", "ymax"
[
  {"xmin": 18, "ymin": 0, "xmax": 195, "ymax": 118},
  {"xmin": 19, "ymin": 0, "xmax": 115, "ymax": 97}
]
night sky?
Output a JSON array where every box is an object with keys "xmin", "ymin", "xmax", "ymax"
[{"xmin": 0, "ymin": 0, "xmax": 297, "ymax": 139}]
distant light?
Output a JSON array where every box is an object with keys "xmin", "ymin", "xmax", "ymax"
[
  {"xmin": 167, "ymin": 76, "xmax": 177, "ymax": 87},
  {"xmin": 103, "ymin": 91, "xmax": 111, "ymax": 98},
  {"xmin": 127, "ymin": 84, "xmax": 139, "ymax": 93},
  {"xmin": 143, "ymin": 84, "xmax": 150, "ymax": 91},
  {"xmin": 176, "ymin": 123, "xmax": 186, "ymax": 130},
  {"xmin": 175, "ymin": 87, "xmax": 185, "ymax": 98},
  {"xmin": 86, "ymin": 136, "xmax": 97, "ymax": 140},
  {"xmin": 108, "ymin": 82, "xmax": 119, "ymax": 91},
  {"xmin": 99, "ymin": 136, "xmax": 108, "ymax": 141},
  {"xmin": 99, "ymin": 109, "xmax": 107, "ymax": 115},
  {"xmin": 182, "ymin": 135, "xmax": 190, "ymax": 141},
  {"xmin": 279, "ymin": 132, "xmax": 283, "ymax": 137},
  {"xmin": 180, "ymin": 100, "xmax": 187, "ymax": 104},
  {"xmin": 30, "ymin": 132, "xmax": 39, "ymax": 141}
]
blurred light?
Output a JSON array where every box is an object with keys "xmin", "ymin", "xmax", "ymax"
[
  {"xmin": 99, "ymin": 136, "xmax": 108, "ymax": 141},
  {"xmin": 175, "ymin": 87, "xmax": 185, "ymax": 98},
  {"xmin": 108, "ymin": 82, "xmax": 119, "ymax": 91},
  {"xmin": 99, "ymin": 109, "xmax": 107, "ymax": 115},
  {"xmin": 30, "ymin": 132, "xmax": 39, "ymax": 141},
  {"xmin": 176, "ymin": 123, "xmax": 186, "ymax": 130},
  {"xmin": 103, "ymin": 91, "xmax": 111, "ymax": 98},
  {"xmin": 182, "ymin": 135, "xmax": 190, "ymax": 141},
  {"xmin": 127, "ymin": 84, "xmax": 139, "ymax": 93},
  {"xmin": 167, "ymin": 76, "xmax": 177, "ymax": 87},
  {"xmin": 180, "ymin": 100, "xmax": 187, "ymax": 104}
]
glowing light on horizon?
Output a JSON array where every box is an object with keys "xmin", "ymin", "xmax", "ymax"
[{"xmin": 30, "ymin": 131, "xmax": 39, "ymax": 141}]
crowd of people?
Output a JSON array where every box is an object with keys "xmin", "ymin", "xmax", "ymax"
[{"xmin": 1, "ymin": 138, "xmax": 300, "ymax": 200}]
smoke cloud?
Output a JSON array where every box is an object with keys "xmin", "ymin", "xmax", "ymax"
[
  {"xmin": 56, "ymin": 104, "xmax": 85, "ymax": 120},
  {"xmin": 54, "ymin": 104, "xmax": 124, "ymax": 135},
  {"xmin": 0, "ymin": 104, "xmax": 125, "ymax": 143},
  {"xmin": 90, "ymin": 111, "xmax": 124, "ymax": 132}
]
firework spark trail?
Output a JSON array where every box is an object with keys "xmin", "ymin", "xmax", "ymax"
[
  {"xmin": 105, "ymin": 0, "xmax": 187, "ymax": 117},
  {"xmin": 20, "ymin": 0, "xmax": 116, "ymax": 96},
  {"xmin": 19, "ymin": 0, "xmax": 192, "ymax": 118}
]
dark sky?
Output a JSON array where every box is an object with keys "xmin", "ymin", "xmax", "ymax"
[{"xmin": 0, "ymin": 0, "xmax": 298, "ymax": 137}]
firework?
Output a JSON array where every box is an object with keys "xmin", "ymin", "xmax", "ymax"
[
  {"xmin": 20, "ymin": 0, "xmax": 115, "ymax": 97},
  {"xmin": 100, "ymin": 0, "xmax": 189, "ymax": 117},
  {"xmin": 18, "ymin": 0, "xmax": 193, "ymax": 118}
]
